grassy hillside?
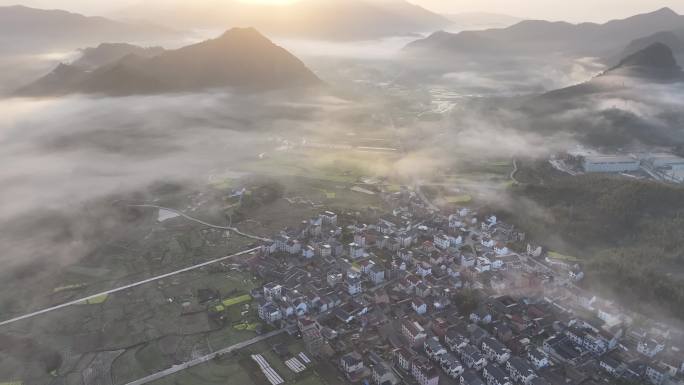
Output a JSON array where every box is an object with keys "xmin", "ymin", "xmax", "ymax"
[{"xmin": 503, "ymin": 161, "xmax": 684, "ymax": 321}]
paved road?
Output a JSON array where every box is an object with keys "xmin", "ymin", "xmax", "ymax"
[
  {"xmin": 0, "ymin": 247, "xmax": 261, "ymax": 327},
  {"xmin": 124, "ymin": 329, "xmax": 286, "ymax": 385},
  {"xmin": 510, "ymin": 158, "xmax": 521, "ymax": 184},
  {"xmin": 131, "ymin": 204, "xmax": 272, "ymax": 242}
]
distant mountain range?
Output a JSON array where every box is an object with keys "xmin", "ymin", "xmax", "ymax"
[
  {"xmin": 444, "ymin": 12, "xmax": 523, "ymax": 31},
  {"xmin": 542, "ymin": 43, "xmax": 682, "ymax": 101},
  {"xmin": 404, "ymin": 7, "xmax": 684, "ymax": 58},
  {"xmin": 618, "ymin": 28, "xmax": 684, "ymax": 64},
  {"xmin": 0, "ymin": 5, "xmax": 179, "ymax": 52},
  {"xmin": 72, "ymin": 43, "xmax": 166, "ymax": 69},
  {"xmin": 116, "ymin": 0, "xmax": 452, "ymax": 41},
  {"xmin": 18, "ymin": 28, "xmax": 321, "ymax": 96},
  {"xmin": 527, "ymin": 43, "xmax": 684, "ymax": 147}
]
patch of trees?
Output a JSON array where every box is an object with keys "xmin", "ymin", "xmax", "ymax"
[
  {"xmin": 241, "ymin": 179, "xmax": 285, "ymax": 208},
  {"xmin": 505, "ymin": 169, "xmax": 684, "ymax": 320}
]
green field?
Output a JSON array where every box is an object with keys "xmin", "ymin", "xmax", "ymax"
[
  {"xmin": 445, "ymin": 195, "xmax": 472, "ymax": 204},
  {"xmin": 237, "ymin": 148, "xmax": 398, "ymax": 185},
  {"xmin": 78, "ymin": 293, "xmax": 109, "ymax": 305},
  {"xmin": 548, "ymin": 251, "xmax": 580, "ymax": 262},
  {"xmin": 52, "ymin": 283, "xmax": 86, "ymax": 293},
  {"xmin": 150, "ymin": 332, "xmax": 340, "ymax": 385},
  {"xmin": 214, "ymin": 294, "xmax": 252, "ymax": 312}
]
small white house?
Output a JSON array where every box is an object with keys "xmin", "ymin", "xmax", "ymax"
[
  {"xmin": 412, "ymin": 298, "xmax": 427, "ymax": 315},
  {"xmin": 349, "ymin": 243, "xmax": 365, "ymax": 259}
]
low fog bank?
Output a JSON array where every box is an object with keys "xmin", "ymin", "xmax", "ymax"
[
  {"xmin": 0, "ymin": 52, "xmax": 78, "ymax": 95},
  {"xmin": 3, "ymin": 34, "xmax": 683, "ymax": 299},
  {"xmin": 0, "ymin": 85, "xmax": 575, "ymax": 276},
  {"xmin": 0, "ymin": 91, "xmax": 350, "ymax": 270},
  {"xmin": 398, "ymin": 53, "xmax": 607, "ymax": 95}
]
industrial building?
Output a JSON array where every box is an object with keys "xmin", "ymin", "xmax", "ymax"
[
  {"xmin": 643, "ymin": 153, "xmax": 684, "ymax": 170},
  {"xmin": 582, "ymin": 155, "xmax": 640, "ymax": 173}
]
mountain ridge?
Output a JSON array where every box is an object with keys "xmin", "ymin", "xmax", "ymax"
[
  {"xmin": 17, "ymin": 28, "xmax": 321, "ymax": 96},
  {"xmin": 0, "ymin": 5, "xmax": 180, "ymax": 52},
  {"xmin": 404, "ymin": 7, "xmax": 684, "ymax": 57}
]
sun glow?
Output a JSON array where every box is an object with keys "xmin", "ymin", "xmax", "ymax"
[{"xmin": 236, "ymin": 0, "xmax": 300, "ymax": 4}]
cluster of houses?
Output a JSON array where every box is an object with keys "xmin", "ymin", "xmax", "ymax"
[{"xmin": 244, "ymin": 202, "xmax": 684, "ymax": 385}]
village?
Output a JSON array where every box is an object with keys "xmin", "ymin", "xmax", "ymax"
[{"xmin": 238, "ymin": 185, "xmax": 684, "ymax": 385}]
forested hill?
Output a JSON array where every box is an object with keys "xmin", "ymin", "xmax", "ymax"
[{"xmin": 503, "ymin": 162, "xmax": 684, "ymax": 322}]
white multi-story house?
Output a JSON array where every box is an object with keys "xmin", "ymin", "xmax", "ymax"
[
  {"xmin": 349, "ymin": 242, "xmax": 365, "ymax": 259},
  {"xmin": 412, "ymin": 298, "xmax": 428, "ymax": 315},
  {"xmin": 346, "ymin": 274, "xmax": 363, "ymax": 296},
  {"xmin": 475, "ymin": 257, "xmax": 491, "ymax": 273},
  {"xmin": 341, "ymin": 352, "xmax": 364, "ymax": 376},
  {"xmin": 263, "ymin": 282, "xmax": 282, "ymax": 300},
  {"xmin": 320, "ymin": 211, "xmax": 337, "ymax": 226},
  {"xmin": 461, "ymin": 254, "xmax": 476, "ymax": 267},
  {"xmin": 482, "ymin": 338, "xmax": 511, "ymax": 365},
  {"xmin": 482, "ymin": 364, "xmax": 511, "ymax": 385},
  {"xmin": 302, "ymin": 245, "xmax": 315, "ymax": 259},
  {"xmin": 599, "ymin": 356, "xmax": 621, "ymax": 377},
  {"xmin": 424, "ymin": 337, "xmax": 447, "ymax": 359},
  {"xmin": 638, "ymin": 339, "xmax": 665, "ymax": 358},
  {"xmin": 399, "ymin": 248, "xmax": 414, "ymax": 262},
  {"xmin": 434, "ymin": 233, "xmax": 451, "ymax": 250},
  {"xmin": 257, "ymin": 301, "xmax": 282, "ymax": 323},
  {"xmin": 461, "ymin": 370, "xmax": 486, "ymax": 385},
  {"xmin": 446, "ymin": 329, "xmax": 470, "ymax": 352},
  {"xmin": 319, "ymin": 243, "xmax": 332, "ymax": 258},
  {"xmin": 441, "ymin": 353, "xmax": 465, "ymax": 378},
  {"xmin": 493, "ymin": 243, "xmax": 509, "ymax": 255},
  {"xmin": 461, "ymin": 345, "xmax": 487, "ymax": 371},
  {"xmin": 372, "ymin": 363, "xmax": 395, "ymax": 385},
  {"xmin": 646, "ymin": 363, "xmax": 670, "ymax": 385},
  {"xmin": 412, "ymin": 358, "xmax": 440, "ymax": 385},
  {"xmin": 369, "ymin": 265, "xmax": 385, "ymax": 284},
  {"xmin": 402, "ymin": 320, "xmax": 427, "ymax": 346},
  {"xmin": 506, "ymin": 357, "xmax": 537, "ymax": 385},
  {"xmin": 293, "ymin": 298, "xmax": 308, "ymax": 316},
  {"xmin": 449, "ymin": 214, "xmax": 464, "ymax": 229},
  {"xmin": 397, "ymin": 232, "xmax": 414, "ymax": 248},
  {"xmin": 417, "ymin": 262, "xmax": 432, "ymax": 277},
  {"xmin": 565, "ymin": 320, "xmax": 620, "ymax": 355},
  {"xmin": 470, "ymin": 307, "xmax": 492, "ymax": 325},
  {"xmin": 527, "ymin": 348, "xmax": 549, "ymax": 370},
  {"xmin": 327, "ymin": 271, "xmax": 343, "ymax": 287},
  {"xmin": 395, "ymin": 348, "xmax": 414, "ymax": 371}
]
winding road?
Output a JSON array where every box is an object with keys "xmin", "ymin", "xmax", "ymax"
[
  {"xmin": 510, "ymin": 158, "xmax": 521, "ymax": 184},
  {"xmin": 130, "ymin": 204, "xmax": 273, "ymax": 242},
  {"xmin": 0, "ymin": 247, "xmax": 261, "ymax": 327},
  {"xmin": 124, "ymin": 329, "xmax": 286, "ymax": 385}
]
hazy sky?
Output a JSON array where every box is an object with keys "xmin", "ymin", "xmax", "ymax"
[
  {"xmin": 416, "ymin": 0, "xmax": 684, "ymax": 22},
  {"xmin": 1, "ymin": 0, "xmax": 683, "ymax": 23}
]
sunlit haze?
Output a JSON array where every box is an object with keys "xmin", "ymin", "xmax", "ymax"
[
  {"xmin": 2, "ymin": 0, "xmax": 684, "ymax": 384},
  {"xmin": 0, "ymin": 0, "xmax": 683, "ymax": 22}
]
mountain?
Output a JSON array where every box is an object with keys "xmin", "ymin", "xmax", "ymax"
[
  {"xmin": 524, "ymin": 44, "xmax": 684, "ymax": 147},
  {"xmin": 445, "ymin": 12, "xmax": 523, "ymax": 31},
  {"xmin": 618, "ymin": 29, "xmax": 684, "ymax": 63},
  {"xmin": 404, "ymin": 7, "xmax": 684, "ymax": 57},
  {"xmin": 72, "ymin": 43, "xmax": 165, "ymax": 69},
  {"xmin": 610, "ymin": 42, "xmax": 681, "ymax": 74},
  {"xmin": 116, "ymin": 0, "xmax": 452, "ymax": 41},
  {"xmin": 543, "ymin": 43, "xmax": 683, "ymax": 100},
  {"xmin": 0, "ymin": 5, "xmax": 179, "ymax": 52},
  {"xmin": 18, "ymin": 28, "xmax": 321, "ymax": 96}
]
